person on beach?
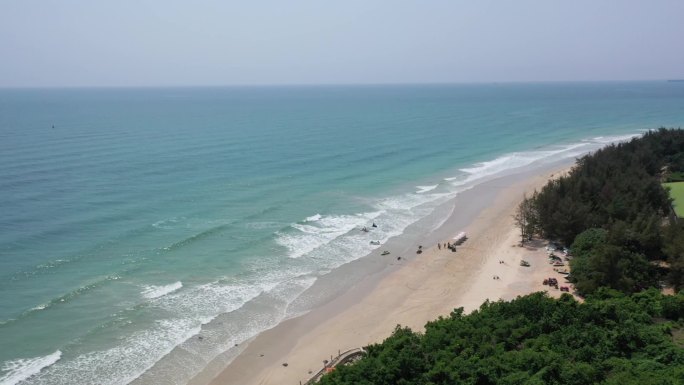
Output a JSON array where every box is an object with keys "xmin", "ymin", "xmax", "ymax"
[{"xmin": 438, "ymin": 243, "xmax": 441, "ymax": 250}]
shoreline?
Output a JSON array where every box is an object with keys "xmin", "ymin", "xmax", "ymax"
[{"xmin": 196, "ymin": 159, "xmax": 577, "ymax": 385}]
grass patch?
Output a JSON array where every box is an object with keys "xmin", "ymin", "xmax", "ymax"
[{"xmin": 663, "ymin": 182, "xmax": 684, "ymax": 218}]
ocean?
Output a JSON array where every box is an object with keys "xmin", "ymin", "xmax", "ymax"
[{"xmin": 1, "ymin": 82, "xmax": 683, "ymax": 385}]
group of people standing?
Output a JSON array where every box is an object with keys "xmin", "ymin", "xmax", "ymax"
[{"xmin": 437, "ymin": 242, "xmax": 456, "ymax": 252}]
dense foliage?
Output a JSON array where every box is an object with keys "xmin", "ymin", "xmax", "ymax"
[
  {"xmin": 531, "ymin": 129, "xmax": 677, "ymax": 246},
  {"xmin": 521, "ymin": 128, "xmax": 684, "ymax": 294},
  {"xmin": 319, "ymin": 291, "xmax": 684, "ymax": 385}
]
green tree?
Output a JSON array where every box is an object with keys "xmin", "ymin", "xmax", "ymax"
[{"xmin": 513, "ymin": 194, "xmax": 537, "ymax": 244}]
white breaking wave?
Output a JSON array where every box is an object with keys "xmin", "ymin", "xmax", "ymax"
[
  {"xmin": 459, "ymin": 143, "xmax": 584, "ymax": 178},
  {"xmin": 0, "ymin": 351, "xmax": 62, "ymax": 385},
  {"xmin": 155, "ymin": 280, "xmax": 273, "ymax": 317},
  {"xmin": 129, "ymin": 273, "xmax": 321, "ymax": 385},
  {"xmin": 375, "ymin": 192, "xmax": 450, "ymax": 212},
  {"xmin": 588, "ymin": 132, "xmax": 641, "ymax": 144},
  {"xmin": 277, "ymin": 212, "xmax": 382, "ymax": 259},
  {"xmin": 17, "ymin": 279, "xmax": 276, "ymax": 385},
  {"xmin": 124, "ymin": 275, "xmax": 310, "ymax": 385},
  {"xmin": 304, "ymin": 213, "xmax": 322, "ymax": 222},
  {"xmin": 455, "ymin": 133, "xmax": 638, "ymax": 185},
  {"xmin": 141, "ymin": 282, "xmax": 183, "ymax": 300},
  {"xmin": 19, "ymin": 320, "xmax": 202, "ymax": 385},
  {"xmin": 415, "ymin": 185, "xmax": 439, "ymax": 194}
]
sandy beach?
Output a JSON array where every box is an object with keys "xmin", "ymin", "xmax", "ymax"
[{"xmin": 202, "ymin": 163, "xmax": 577, "ymax": 385}]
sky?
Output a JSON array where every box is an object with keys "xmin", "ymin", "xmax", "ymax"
[{"xmin": 1, "ymin": 0, "xmax": 683, "ymax": 87}]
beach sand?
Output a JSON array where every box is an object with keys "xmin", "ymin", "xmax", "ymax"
[{"xmin": 202, "ymin": 163, "xmax": 576, "ymax": 385}]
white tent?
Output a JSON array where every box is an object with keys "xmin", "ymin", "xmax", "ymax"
[{"xmin": 453, "ymin": 232, "xmax": 467, "ymax": 244}]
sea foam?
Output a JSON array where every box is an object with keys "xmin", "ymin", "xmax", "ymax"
[
  {"xmin": 13, "ymin": 279, "xmax": 274, "ymax": 385},
  {"xmin": 0, "ymin": 351, "xmax": 62, "ymax": 385},
  {"xmin": 18, "ymin": 320, "xmax": 203, "ymax": 385},
  {"xmin": 277, "ymin": 212, "xmax": 382, "ymax": 259},
  {"xmin": 305, "ymin": 213, "xmax": 322, "ymax": 222},
  {"xmin": 141, "ymin": 282, "xmax": 183, "ymax": 300},
  {"xmin": 454, "ymin": 134, "xmax": 636, "ymax": 185},
  {"xmin": 416, "ymin": 185, "xmax": 439, "ymax": 194}
]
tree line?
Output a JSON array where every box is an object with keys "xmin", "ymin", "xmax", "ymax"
[
  {"xmin": 319, "ymin": 290, "xmax": 684, "ymax": 385},
  {"xmin": 516, "ymin": 128, "xmax": 684, "ymax": 295}
]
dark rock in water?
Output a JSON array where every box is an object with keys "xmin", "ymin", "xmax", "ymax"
[{"xmin": 282, "ymin": 362, "xmax": 289, "ymax": 367}]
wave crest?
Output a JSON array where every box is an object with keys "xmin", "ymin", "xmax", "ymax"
[
  {"xmin": 0, "ymin": 351, "xmax": 62, "ymax": 385},
  {"xmin": 416, "ymin": 185, "xmax": 438, "ymax": 194},
  {"xmin": 141, "ymin": 282, "xmax": 183, "ymax": 300}
]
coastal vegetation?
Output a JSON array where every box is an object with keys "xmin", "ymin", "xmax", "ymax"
[
  {"xmin": 319, "ymin": 290, "xmax": 684, "ymax": 385},
  {"xmin": 318, "ymin": 129, "xmax": 684, "ymax": 385},
  {"xmin": 519, "ymin": 128, "xmax": 684, "ymax": 295}
]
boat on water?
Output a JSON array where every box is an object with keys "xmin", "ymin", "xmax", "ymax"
[
  {"xmin": 381, "ymin": 250, "xmax": 390, "ymax": 255},
  {"xmin": 370, "ymin": 240, "xmax": 381, "ymax": 245}
]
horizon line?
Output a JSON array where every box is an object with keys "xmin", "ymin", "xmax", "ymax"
[{"xmin": 0, "ymin": 78, "xmax": 680, "ymax": 90}]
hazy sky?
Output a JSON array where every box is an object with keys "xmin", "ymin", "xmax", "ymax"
[{"xmin": 1, "ymin": 0, "xmax": 683, "ymax": 87}]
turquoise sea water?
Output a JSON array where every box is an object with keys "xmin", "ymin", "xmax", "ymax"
[{"xmin": 1, "ymin": 82, "xmax": 683, "ymax": 385}]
